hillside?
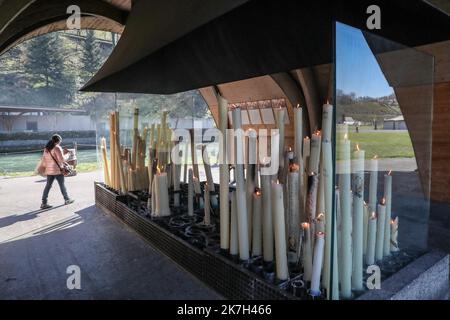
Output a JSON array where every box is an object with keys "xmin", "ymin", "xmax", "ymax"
[{"xmin": 336, "ymin": 101, "xmax": 401, "ymax": 123}]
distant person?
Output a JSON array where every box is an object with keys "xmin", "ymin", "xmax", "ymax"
[{"xmin": 40, "ymin": 134, "xmax": 75, "ymax": 209}]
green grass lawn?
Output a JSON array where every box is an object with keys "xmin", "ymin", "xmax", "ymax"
[
  {"xmin": 1, "ymin": 133, "xmax": 414, "ymax": 177},
  {"xmin": 0, "ymin": 149, "xmax": 100, "ymax": 178},
  {"xmin": 343, "ymin": 131, "xmax": 414, "ymax": 159}
]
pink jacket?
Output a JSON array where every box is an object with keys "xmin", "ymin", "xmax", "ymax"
[{"xmin": 43, "ymin": 145, "xmax": 66, "ymax": 176}]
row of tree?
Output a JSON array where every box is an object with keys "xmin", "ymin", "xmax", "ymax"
[{"xmin": 0, "ymin": 31, "xmax": 209, "ymax": 122}]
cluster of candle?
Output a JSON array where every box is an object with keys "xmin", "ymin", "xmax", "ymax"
[
  {"xmin": 99, "ymin": 99, "xmax": 402, "ymax": 301},
  {"xmin": 216, "ymin": 98, "xmax": 336, "ymax": 298},
  {"xmin": 101, "ymin": 108, "xmax": 181, "ymax": 217},
  {"xmin": 336, "ymin": 126, "xmax": 399, "ymax": 299},
  {"xmin": 101, "ymin": 108, "xmax": 217, "ymax": 222}
]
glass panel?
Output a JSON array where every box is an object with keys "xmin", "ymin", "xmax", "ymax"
[
  {"xmin": 333, "ymin": 22, "xmax": 434, "ymax": 299},
  {"xmin": 95, "ymin": 90, "xmax": 214, "ymax": 187}
]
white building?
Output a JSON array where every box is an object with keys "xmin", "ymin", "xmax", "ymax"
[{"xmin": 0, "ymin": 106, "xmax": 95, "ymax": 133}]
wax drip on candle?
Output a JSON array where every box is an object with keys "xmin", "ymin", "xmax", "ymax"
[{"xmin": 317, "ymin": 213, "xmax": 325, "ymax": 222}]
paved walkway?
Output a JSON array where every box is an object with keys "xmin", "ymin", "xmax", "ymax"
[{"xmin": 0, "ymin": 171, "xmax": 220, "ymax": 299}]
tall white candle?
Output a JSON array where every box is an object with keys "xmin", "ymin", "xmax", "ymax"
[
  {"xmin": 288, "ymin": 166, "xmax": 300, "ymax": 260},
  {"xmin": 173, "ymin": 161, "xmax": 181, "ymax": 207},
  {"xmin": 303, "ymin": 136, "xmax": 311, "ymax": 164},
  {"xmin": 338, "ymin": 134, "xmax": 352, "ymax": 299},
  {"xmin": 321, "ymin": 140, "xmax": 333, "ymax": 291},
  {"xmin": 154, "ymin": 170, "xmax": 170, "ymax": 217},
  {"xmin": 218, "ymin": 95, "xmax": 230, "ymax": 250},
  {"xmin": 302, "ymin": 222, "xmax": 313, "ymax": 281},
  {"xmin": 322, "ymin": 102, "xmax": 333, "ymax": 143},
  {"xmin": 306, "ymin": 174, "xmax": 319, "ymax": 222},
  {"xmin": 331, "ymin": 189, "xmax": 340, "ymax": 300},
  {"xmin": 188, "ymin": 168, "xmax": 194, "ymax": 216},
  {"xmin": 390, "ymin": 217, "xmax": 399, "ymax": 252},
  {"xmin": 369, "ymin": 156, "xmax": 379, "ymax": 213},
  {"xmin": 246, "ymin": 129, "xmax": 257, "ymax": 246},
  {"xmin": 203, "ymin": 184, "xmax": 211, "ymax": 225},
  {"xmin": 230, "ymin": 191, "xmax": 239, "ymax": 256},
  {"xmin": 366, "ymin": 212, "xmax": 377, "ymax": 265},
  {"xmin": 272, "ymin": 181, "xmax": 289, "ymax": 281},
  {"xmin": 315, "ymin": 213, "xmax": 325, "ymax": 233},
  {"xmin": 261, "ymin": 174, "xmax": 274, "ymax": 262},
  {"xmin": 232, "ymin": 108, "xmax": 249, "ymax": 261},
  {"xmin": 309, "ymin": 131, "xmax": 322, "ymax": 174},
  {"xmin": 193, "ymin": 176, "xmax": 201, "ymax": 195},
  {"xmin": 294, "ymin": 105, "xmax": 303, "ymax": 159},
  {"xmin": 274, "ymin": 108, "xmax": 286, "ymax": 169},
  {"xmin": 363, "ymin": 202, "xmax": 369, "ymax": 255},
  {"xmin": 202, "ymin": 146, "xmax": 215, "ymax": 192},
  {"xmin": 375, "ymin": 200, "xmax": 386, "ymax": 261},
  {"xmin": 352, "ymin": 145, "xmax": 365, "ymax": 291},
  {"xmin": 383, "ymin": 171, "xmax": 392, "ymax": 257},
  {"xmin": 252, "ymin": 190, "xmax": 262, "ymax": 257},
  {"xmin": 311, "ymin": 232, "xmax": 325, "ymax": 297}
]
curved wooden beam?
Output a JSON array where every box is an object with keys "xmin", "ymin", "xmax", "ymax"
[
  {"xmin": 0, "ymin": 0, "xmax": 127, "ymax": 55},
  {"xmin": 293, "ymin": 68, "xmax": 322, "ymax": 132},
  {"xmin": 271, "ymin": 72, "xmax": 310, "ymax": 136},
  {"xmin": 0, "ymin": 0, "xmax": 36, "ymax": 34}
]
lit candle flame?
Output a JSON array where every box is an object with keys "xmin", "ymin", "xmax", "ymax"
[
  {"xmin": 317, "ymin": 213, "xmax": 325, "ymax": 220},
  {"xmin": 301, "ymin": 222, "xmax": 310, "ymax": 229},
  {"xmin": 255, "ymin": 189, "xmax": 261, "ymax": 196},
  {"xmin": 373, "ymin": 155, "xmax": 378, "ymax": 160},
  {"xmin": 288, "ymin": 146, "xmax": 292, "ymax": 152},
  {"xmin": 296, "ymin": 104, "xmax": 301, "ymax": 108},
  {"xmin": 388, "ymin": 170, "xmax": 392, "ymax": 176},
  {"xmin": 381, "ymin": 197, "xmax": 386, "ymax": 205},
  {"xmin": 370, "ymin": 212, "xmax": 377, "ymax": 220},
  {"xmin": 317, "ymin": 231, "xmax": 325, "ymax": 237},
  {"xmin": 157, "ymin": 166, "xmax": 162, "ymax": 174},
  {"xmin": 344, "ymin": 133, "xmax": 348, "ymax": 140},
  {"xmin": 304, "ymin": 136, "xmax": 310, "ymax": 140},
  {"xmin": 290, "ymin": 163, "xmax": 300, "ymax": 172},
  {"xmin": 356, "ymin": 144, "xmax": 360, "ymax": 151}
]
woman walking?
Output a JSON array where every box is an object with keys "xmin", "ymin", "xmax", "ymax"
[{"xmin": 41, "ymin": 134, "xmax": 74, "ymax": 209}]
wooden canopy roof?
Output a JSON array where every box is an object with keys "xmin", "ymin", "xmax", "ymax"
[{"xmin": 0, "ymin": 0, "xmax": 130, "ymax": 55}]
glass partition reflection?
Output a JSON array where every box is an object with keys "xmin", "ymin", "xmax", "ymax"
[
  {"xmin": 333, "ymin": 22, "xmax": 434, "ymax": 299},
  {"xmin": 95, "ymin": 90, "xmax": 215, "ymax": 185}
]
